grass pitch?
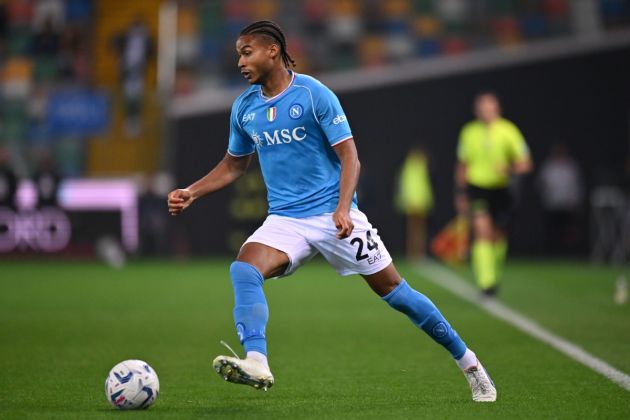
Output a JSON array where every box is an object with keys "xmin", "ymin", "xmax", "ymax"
[{"xmin": 0, "ymin": 258, "xmax": 629, "ymax": 419}]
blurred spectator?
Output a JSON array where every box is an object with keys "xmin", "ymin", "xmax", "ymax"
[
  {"xmin": 170, "ymin": 0, "xmax": 629, "ymax": 94},
  {"xmin": 0, "ymin": 0, "xmax": 93, "ymax": 181},
  {"xmin": 0, "ymin": 147, "xmax": 18, "ymax": 210},
  {"xmin": 1, "ymin": 54, "xmax": 32, "ymax": 177},
  {"xmin": 7, "ymin": 0, "xmax": 33, "ymax": 29},
  {"xmin": 571, "ymin": 0, "xmax": 604, "ymax": 35},
  {"xmin": 396, "ymin": 146, "xmax": 433, "ymax": 260},
  {"xmin": 176, "ymin": 0, "xmax": 200, "ymax": 68},
  {"xmin": 542, "ymin": 0, "xmax": 570, "ymax": 35},
  {"xmin": 2, "ymin": 55, "xmax": 33, "ymax": 99},
  {"xmin": 112, "ymin": 18, "xmax": 153, "ymax": 137},
  {"xmin": 139, "ymin": 172, "xmax": 174, "ymax": 256},
  {"xmin": 59, "ymin": 23, "xmax": 90, "ymax": 84},
  {"xmin": 32, "ymin": 0, "xmax": 64, "ymax": 33},
  {"xmin": 436, "ymin": 0, "xmax": 468, "ymax": 36},
  {"xmin": 32, "ymin": 149, "xmax": 60, "ymax": 208},
  {"xmin": 380, "ymin": 0, "xmax": 414, "ymax": 62},
  {"xmin": 327, "ymin": 0, "xmax": 362, "ymax": 69},
  {"xmin": 250, "ymin": 0, "xmax": 279, "ymax": 21},
  {"xmin": 537, "ymin": 144, "xmax": 583, "ymax": 255},
  {"xmin": 31, "ymin": 16, "xmax": 60, "ymax": 57},
  {"xmin": 65, "ymin": 0, "xmax": 92, "ymax": 25}
]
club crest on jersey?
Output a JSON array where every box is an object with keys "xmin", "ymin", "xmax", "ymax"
[
  {"xmin": 289, "ymin": 104, "xmax": 303, "ymax": 119},
  {"xmin": 266, "ymin": 107, "xmax": 277, "ymax": 122}
]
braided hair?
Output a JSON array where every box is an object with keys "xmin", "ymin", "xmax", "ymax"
[{"xmin": 240, "ymin": 20, "xmax": 296, "ymax": 69}]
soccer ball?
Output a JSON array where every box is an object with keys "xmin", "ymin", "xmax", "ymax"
[{"xmin": 105, "ymin": 359, "xmax": 160, "ymax": 409}]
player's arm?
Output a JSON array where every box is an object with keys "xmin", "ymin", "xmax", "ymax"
[
  {"xmin": 167, "ymin": 152, "xmax": 252, "ymax": 216},
  {"xmin": 455, "ymin": 161, "xmax": 468, "ymax": 191},
  {"xmin": 454, "ymin": 161, "xmax": 469, "ymax": 216},
  {"xmin": 512, "ymin": 157, "xmax": 533, "ymax": 175},
  {"xmin": 507, "ymin": 123, "xmax": 533, "ymax": 175},
  {"xmin": 332, "ymin": 138, "xmax": 360, "ymax": 239}
]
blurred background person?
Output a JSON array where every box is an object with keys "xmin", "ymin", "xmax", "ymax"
[
  {"xmin": 396, "ymin": 145, "xmax": 433, "ymax": 260},
  {"xmin": 30, "ymin": 16, "xmax": 60, "ymax": 58},
  {"xmin": 32, "ymin": 148, "xmax": 60, "ymax": 209},
  {"xmin": 112, "ymin": 17, "xmax": 153, "ymax": 138},
  {"xmin": 537, "ymin": 143, "xmax": 583, "ymax": 256},
  {"xmin": 138, "ymin": 171, "xmax": 174, "ymax": 257},
  {"xmin": 455, "ymin": 92, "xmax": 533, "ymax": 296}
]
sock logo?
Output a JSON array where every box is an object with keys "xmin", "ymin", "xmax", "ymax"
[
  {"xmin": 432, "ymin": 322, "xmax": 449, "ymax": 338},
  {"xmin": 236, "ymin": 323, "xmax": 246, "ymax": 343}
]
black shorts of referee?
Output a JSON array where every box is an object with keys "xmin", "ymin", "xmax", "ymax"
[{"xmin": 467, "ymin": 184, "xmax": 512, "ymax": 230}]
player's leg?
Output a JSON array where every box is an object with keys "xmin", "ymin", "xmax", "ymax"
[
  {"xmin": 363, "ymin": 264, "xmax": 469, "ymax": 362},
  {"xmin": 364, "ymin": 262, "xmax": 496, "ymax": 402},
  {"xmin": 492, "ymin": 226, "xmax": 507, "ymax": 282},
  {"xmin": 213, "ymin": 242, "xmax": 288, "ymax": 390},
  {"xmin": 313, "ymin": 209, "xmax": 496, "ymax": 401},
  {"xmin": 467, "ymin": 186, "xmax": 498, "ymax": 294},
  {"xmin": 232, "ymin": 242, "xmax": 289, "ymax": 356},
  {"xmin": 214, "ymin": 215, "xmax": 316, "ymax": 390},
  {"xmin": 490, "ymin": 188, "xmax": 512, "ymax": 285},
  {"xmin": 471, "ymin": 209, "xmax": 497, "ymax": 295}
]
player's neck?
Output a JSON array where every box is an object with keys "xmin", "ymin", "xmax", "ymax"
[{"xmin": 261, "ymin": 68, "xmax": 292, "ymax": 98}]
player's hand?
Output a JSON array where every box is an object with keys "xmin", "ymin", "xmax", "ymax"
[
  {"xmin": 333, "ymin": 208, "xmax": 354, "ymax": 239},
  {"xmin": 168, "ymin": 188, "xmax": 194, "ymax": 216}
]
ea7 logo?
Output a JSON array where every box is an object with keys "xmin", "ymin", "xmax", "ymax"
[
  {"xmin": 333, "ymin": 114, "xmax": 347, "ymax": 125},
  {"xmin": 242, "ymin": 113, "xmax": 255, "ymax": 123}
]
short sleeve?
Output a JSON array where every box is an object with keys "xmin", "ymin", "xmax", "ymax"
[
  {"xmin": 506, "ymin": 122, "xmax": 530, "ymax": 162},
  {"xmin": 227, "ymin": 99, "xmax": 255, "ymax": 157},
  {"xmin": 314, "ymin": 85, "xmax": 353, "ymax": 146}
]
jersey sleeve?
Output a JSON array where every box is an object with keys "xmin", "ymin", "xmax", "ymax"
[
  {"xmin": 313, "ymin": 84, "xmax": 353, "ymax": 146},
  {"xmin": 227, "ymin": 99, "xmax": 255, "ymax": 157},
  {"xmin": 506, "ymin": 122, "xmax": 530, "ymax": 162}
]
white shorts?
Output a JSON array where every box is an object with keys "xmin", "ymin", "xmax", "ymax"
[{"xmin": 244, "ymin": 208, "xmax": 392, "ymax": 277}]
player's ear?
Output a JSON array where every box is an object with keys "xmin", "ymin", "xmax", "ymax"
[{"xmin": 268, "ymin": 43, "xmax": 279, "ymax": 60}]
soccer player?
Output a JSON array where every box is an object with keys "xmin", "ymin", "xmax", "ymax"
[
  {"xmin": 168, "ymin": 21, "xmax": 496, "ymax": 402},
  {"xmin": 455, "ymin": 92, "xmax": 533, "ymax": 296}
]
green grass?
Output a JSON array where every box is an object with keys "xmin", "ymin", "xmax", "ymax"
[{"xmin": 0, "ymin": 258, "xmax": 629, "ymax": 419}]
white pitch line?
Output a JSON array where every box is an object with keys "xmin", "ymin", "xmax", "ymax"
[{"xmin": 413, "ymin": 261, "xmax": 630, "ymax": 392}]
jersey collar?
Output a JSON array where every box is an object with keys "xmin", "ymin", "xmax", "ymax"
[{"xmin": 259, "ymin": 71, "xmax": 296, "ymax": 103}]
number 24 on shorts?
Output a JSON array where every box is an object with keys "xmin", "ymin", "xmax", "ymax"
[{"xmin": 350, "ymin": 231, "xmax": 379, "ymax": 261}]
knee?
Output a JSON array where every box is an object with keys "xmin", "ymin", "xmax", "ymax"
[
  {"xmin": 230, "ymin": 261, "xmax": 264, "ymax": 287},
  {"xmin": 379, "ymin": 277, "xmax": 402, "ymax": 296},
  {"xmin": 364, "ymin": 264, "xmax": 402, "ymax": 297},
  {"xmin": 473, "ymin": 213, "xmax": 493, "ymax": 240}
]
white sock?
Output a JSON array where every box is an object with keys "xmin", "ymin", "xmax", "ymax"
[
  {"xmin": 246, "ymin": 351, "xmax": 269, "ymax": 369},
  {"xmin": 456, "ymin": 348, "xmax": 478, "ymax": 370}
]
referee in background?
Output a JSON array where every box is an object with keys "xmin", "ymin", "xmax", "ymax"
[{"xmin": 455, "ymin": 92, "xmax": 533, "ymax": 296}]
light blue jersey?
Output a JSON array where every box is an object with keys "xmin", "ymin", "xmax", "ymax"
[{"xmin": 228, "ymin": 71, "xmax": 357, "ymax": 218}]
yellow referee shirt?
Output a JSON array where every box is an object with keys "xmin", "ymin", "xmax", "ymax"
[{"xmin": 457, "ymin": 118, "xmax": 530, "ymax": 189}]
